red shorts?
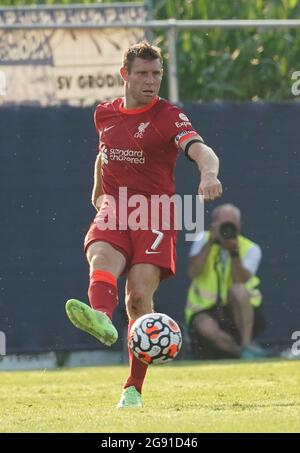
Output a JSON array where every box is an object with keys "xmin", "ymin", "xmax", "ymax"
[{"xmin": 84, "ymin": 197, "xmax": 177, "ymax": 280}]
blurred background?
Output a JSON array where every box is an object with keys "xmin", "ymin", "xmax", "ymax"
[{"xmin": 0, "ymin": 0, "xmax": 299, "ymax": 367}]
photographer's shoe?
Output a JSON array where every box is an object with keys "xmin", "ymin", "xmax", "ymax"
[
  {"xmin": 65, "ymin": 299, "xmax": 118, "ymax": 347},
  {"xmin": 240, "ymin": 343, "xmax": 268, "ymax": 359}
]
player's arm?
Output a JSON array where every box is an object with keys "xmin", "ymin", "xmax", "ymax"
[
  {"xmin": 91, "ymin": 154, "xmax": 104, "ymax": 211},
  {"xmin": 182, "ymin": 136, "xmax": 222, "ymax": 201}
]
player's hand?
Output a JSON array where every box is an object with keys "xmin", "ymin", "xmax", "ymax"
[{"xmin": 199, "ymin": 172, "xmax": 222, "ymax": 201}]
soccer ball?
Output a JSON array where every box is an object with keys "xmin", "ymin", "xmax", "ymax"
[{"xmin": 129, "ymin": 313, "xmax": 182, "ymax": 365}]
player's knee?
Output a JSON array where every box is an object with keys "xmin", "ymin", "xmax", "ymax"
[
  {"xmin": 126, "ymin": 289, "xmax": 152, "ymax": 317},
  {"xmin": 87, "ymin": 242, "xmax": 113, "ymax": 267},
  {"xmin": 89, "ymin": 250, "xmax": 112, "ymax": 271},
  {"xmin": 127, "ymin": 289, "xmax": 144, "ymax": 307}
]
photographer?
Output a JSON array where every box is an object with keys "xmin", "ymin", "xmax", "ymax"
[{"xmin": 185, "ymin": 203, "xmax": 267, "ymax": 359}]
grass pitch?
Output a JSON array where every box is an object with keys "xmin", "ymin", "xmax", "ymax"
[{"xmin": 0, "ymin": 358, "xmax": 299, "ymax": 433}]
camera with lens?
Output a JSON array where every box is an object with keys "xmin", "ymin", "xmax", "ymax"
[{"xmin": 217, "ymin": 221, "xmax": 238, "ymax": 241}]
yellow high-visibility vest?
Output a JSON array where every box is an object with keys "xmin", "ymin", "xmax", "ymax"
[{"xmin": 185, "ymin": 232, "xmax": 262, "ymax": 326}]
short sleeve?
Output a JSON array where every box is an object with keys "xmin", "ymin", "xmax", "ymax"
[
  {"xmin": 94, "ymin": 104, "xmax": 103, "ymax": 154},
  {"xmin": 242, "ymin": 244, "xmax": 262, "ymax": 276},
  {"xmin": 160, "ymin": 103, "xmax": 203, "ymax": 148},
  {"xmin": 94, "ymin": 104, "xmax": 102, "ymax": 133},
  {"xmin": 189, "ymin": 232, "xmax": 209, "ymax": 257}
]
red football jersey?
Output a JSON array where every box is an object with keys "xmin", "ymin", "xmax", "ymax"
[{"xmin": 94, "ymin": 96, "xmax": 201, "ymax": 198}]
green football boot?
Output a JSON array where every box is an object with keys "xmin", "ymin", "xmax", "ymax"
[
  {"xmin": 116, "ymin": 386, "xmax": 143, "ymax": 409},
  {"xmin": 65, "ymin": 299, "xmax": 118, "ymax": 347}
]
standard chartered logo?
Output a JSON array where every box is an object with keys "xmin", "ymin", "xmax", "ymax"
[{"xmin": 109, "ymin": 148, "xmax": 145, "ymax": 164}]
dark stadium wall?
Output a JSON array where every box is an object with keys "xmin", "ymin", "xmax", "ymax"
[{"xmin": 1, "ymin": 102, "xmax": 299, "ymax": 354}]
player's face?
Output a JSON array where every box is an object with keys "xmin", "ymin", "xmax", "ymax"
[{"xmin": 125, "ymin": 57, "xmax": 163, "ymax": 106}]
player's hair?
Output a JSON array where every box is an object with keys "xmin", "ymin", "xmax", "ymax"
[{"xmin": 123, "ymin": 41, "xmax": 163, "ymax": 73}]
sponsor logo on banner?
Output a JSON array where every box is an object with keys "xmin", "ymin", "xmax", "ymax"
[{"xmin": 0, "ymin": 5, "xmax": 146, "ymax": 106}]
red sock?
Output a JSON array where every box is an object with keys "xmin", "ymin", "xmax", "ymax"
[
  {"xmin": 124, "ymin": 320, "xmax": 148, "ymax": 394},
  {"xmin": 88, "ymin": 270, "xmax": 118, "ymax": 320}
]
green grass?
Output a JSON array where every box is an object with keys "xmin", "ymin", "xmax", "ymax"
[{"xmin": 0, "ymin": 359, "xmax": 299, "ymax": 432}]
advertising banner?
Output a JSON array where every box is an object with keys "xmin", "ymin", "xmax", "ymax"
[{"xmin": 0, "ymin": 5, "xmax": 146, "ymax": 106}]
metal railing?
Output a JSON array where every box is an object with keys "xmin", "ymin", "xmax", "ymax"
[{"xmin": 1, "ymin": 7, "xmax": 300, "ymax": 103}]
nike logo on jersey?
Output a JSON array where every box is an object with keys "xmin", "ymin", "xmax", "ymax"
[
  {"xmin": 145, "ymin": 249, "xmax": 161, "ymax": 255},
  {"xmin": 104, "ymin": 125, "xmax": 115, "ymax": 132}
]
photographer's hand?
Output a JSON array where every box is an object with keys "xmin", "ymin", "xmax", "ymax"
[
  {"xmin": 219, "ymin": 238, "xmax": 239, "ymax": 253},
  {"xmin": 209, "ymin": 222, "xmax": 219, "ymax": 243},
  {"xmin": 187, "ymin": 233, "xmax": 215, "ymax": 280},
  {"xmin": 220, "ymin": 239, "xmax": 251, "ymax": 283}
]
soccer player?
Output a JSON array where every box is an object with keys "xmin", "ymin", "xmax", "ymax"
[{"xmin": 65, "ymin": 42, "xmax": 222, "ymax": 408}]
